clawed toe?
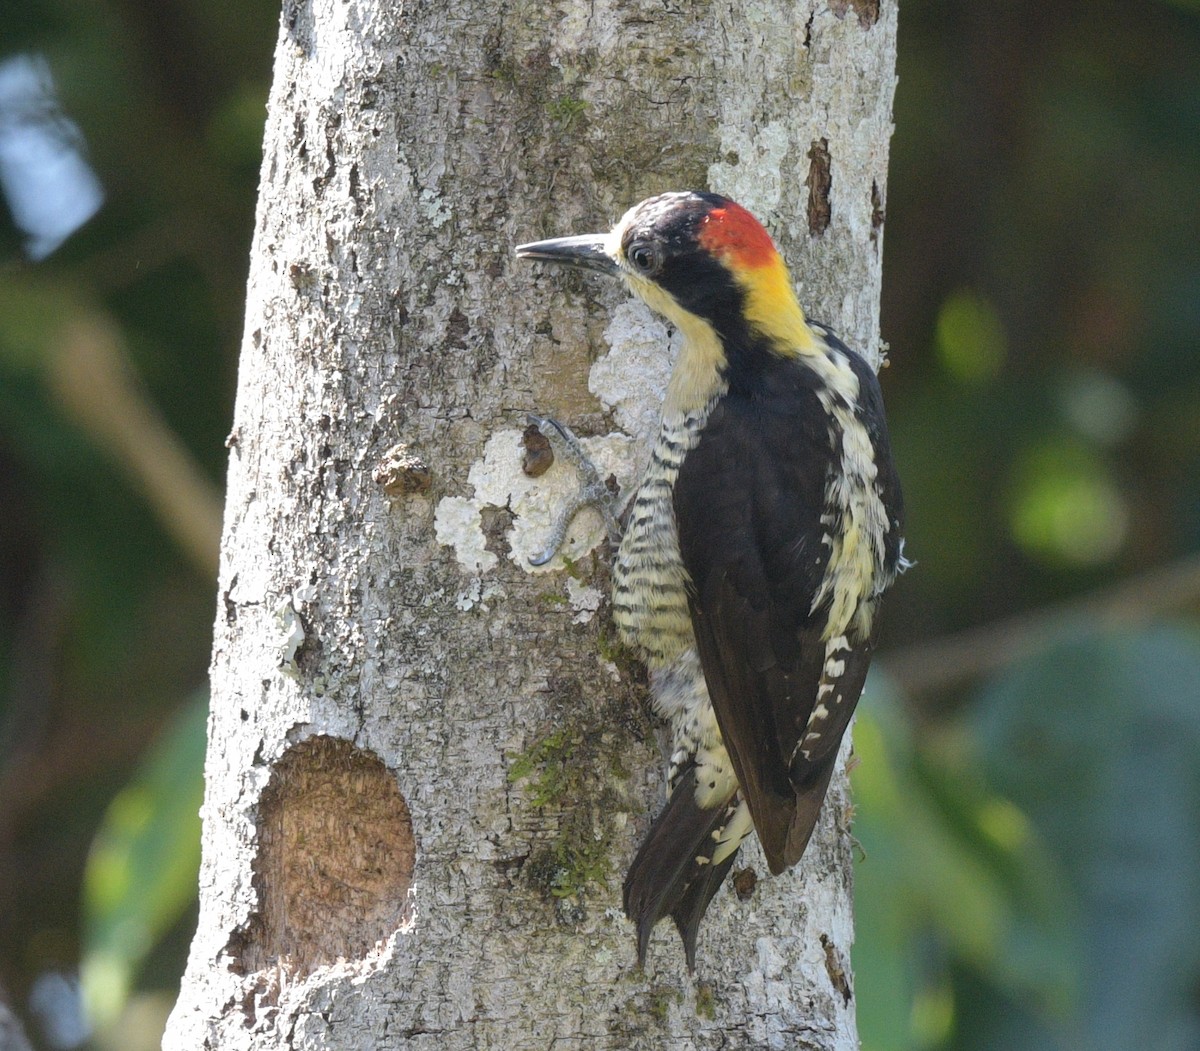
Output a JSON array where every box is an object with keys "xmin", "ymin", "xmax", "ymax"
[{"xmin": 526, "ymin": 414, "xmax": 622, "ymax": 565}]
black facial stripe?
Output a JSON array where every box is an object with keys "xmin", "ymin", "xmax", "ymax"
[{"xmin": 658, "ymin": 253, "xmax": 747, "ymax": 331}]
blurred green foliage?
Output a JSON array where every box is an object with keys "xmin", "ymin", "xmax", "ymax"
[
  {"xmin": 0, "ymin": 0, "xmax": 1196, "ymax": 1048},
  {"xmin": 964, "ymin": 626, "xmax": 1200, "ymax": 1050},
  {"xmin": 853, "ymin": 686, "xmax": 1077, "ymax": 1050},
  {"xmin": 858, "ymin": 621, "xmax": 1200, "ymax": 1049},
  {"xmin": 857, "ymin": 1, "xmax": 1200, "ymax": 1043},
  {"xmin": 81, "ymin": 692, "xmax": 205, "ymax": 1039},
  {"xmin": 0, "ymin": 1, "xmax": 277, "ymax": 1046}
]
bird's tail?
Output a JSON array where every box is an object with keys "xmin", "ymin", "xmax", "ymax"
[{"xmin": 622, "ymin": 772, "xmax": 746, "ymax": 970}]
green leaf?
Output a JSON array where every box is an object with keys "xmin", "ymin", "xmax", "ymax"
[{"xmin": 80, "ymin": 691, "xmax": 207, "ymax": 1030}]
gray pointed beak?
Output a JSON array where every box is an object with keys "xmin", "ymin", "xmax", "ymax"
[{"xmin": 515, "ymin": 234, "xmax": 619, "ymax": 276}]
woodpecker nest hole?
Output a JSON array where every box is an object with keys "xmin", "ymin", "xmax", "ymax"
[{"xmin": 229, "ymin": 736, "xmax": 415, "ymax": 981}]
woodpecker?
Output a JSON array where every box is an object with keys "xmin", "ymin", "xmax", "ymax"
[{"xmin": 516, "ymin": 191, "xmax": 906, "ymax": 969}]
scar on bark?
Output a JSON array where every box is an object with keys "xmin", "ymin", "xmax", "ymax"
[
  {"xmin": 227, "ymin": 736, "xmax": 415, "ymax": 987},
  {"xmin": 829, "ymin": 0, "xmax": 881, "ymax": 27},
  {"xmin": 374, "ymin": 442, "xmax": 431, "ymax": 494},
  {"xmin": 821, "ymin": 933, "xmax": 853, "ymax": 1004},
  {"xmin": 807, "ymin": 138, "xmax": 832, "ymax": 235},
  {"xmin": 871, "ymin": 179, "xmax": 885, "ymax": 247}
]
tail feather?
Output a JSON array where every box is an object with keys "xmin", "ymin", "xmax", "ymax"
[
  {"xmin": 623, "ymin": 772, "xmax": 740, "ymax": 969},
  {"xmin": 624, "ymin": 761, "xmax": 842, "ymax": 965},
  {"xmin": 781, "ymin": 760, "xmax": 840, "ymax": 871},
  {"xmin": 668, "ymin": 852, "xmax": 739, "ymax": 971}
]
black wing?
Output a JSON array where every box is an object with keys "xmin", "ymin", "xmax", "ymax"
[{"xmin": 674, "ymin": 353, "xmax": 897, "ymax": 874}]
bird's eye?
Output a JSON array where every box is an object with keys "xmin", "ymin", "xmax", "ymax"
[{"xmin": 628, "ymin": 242, "xmax": 661, "ymax": 275}]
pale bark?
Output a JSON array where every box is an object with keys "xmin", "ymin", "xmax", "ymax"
[{"xmin": 165, "ymin": 1, "xmax": 897, "ymax": 1048}]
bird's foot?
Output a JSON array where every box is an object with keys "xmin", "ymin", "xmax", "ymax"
[{"xmin": 527, "ymin": 414, "xmax": 622, "ymax": 566}]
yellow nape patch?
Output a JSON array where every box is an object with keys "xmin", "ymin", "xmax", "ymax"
[{"xmin": 737, "ymin": 257, "xmax": 819, "ymax": 356}]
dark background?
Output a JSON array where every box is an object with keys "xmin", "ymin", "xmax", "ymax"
[{"xmin": 0, "ymin": 2, "xmax": 1197, "ymax": 1048}]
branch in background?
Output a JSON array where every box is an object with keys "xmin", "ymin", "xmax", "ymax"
[
  {"xmin": 45, "ymin": 311, "xmax": 223, "ymax": 577},
  {"xmin": 880, "ymin": 551, "xmax": 1200, "ymax": 697}
]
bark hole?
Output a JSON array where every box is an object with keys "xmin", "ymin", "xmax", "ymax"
[
  {"xmin": 806, "ymin": 138, "xmax": 832, "ymax": 235},
  {"xmin": 230, "ymin": 736, "xmax": 415, "ymax": 978}
]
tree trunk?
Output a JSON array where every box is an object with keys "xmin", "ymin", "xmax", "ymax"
[{"xmin": 164, "ymin": 0, "xmax": 897, "ymax": 1047}]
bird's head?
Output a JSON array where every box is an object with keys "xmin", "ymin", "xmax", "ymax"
[{"xmin": 516, "ymin": 191, "xmax": 814, "ymax": 357}]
